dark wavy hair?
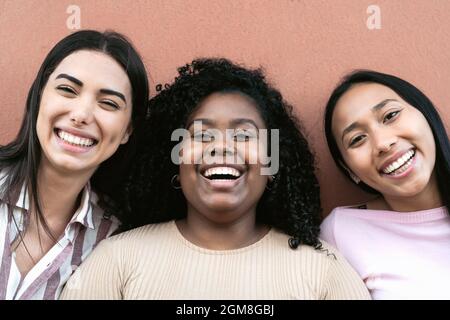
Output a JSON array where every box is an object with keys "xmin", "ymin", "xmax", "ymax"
[
  {"xmin": 0, "ymin": 30, "xmax": 149, "ymax": 240},
  {"xmin": 122, "ymin": 58, "xmax": 322, "ymax": 250},
  {"xmin": 324, "ymin": 70, "xmax": 450, "ymax": 211}
]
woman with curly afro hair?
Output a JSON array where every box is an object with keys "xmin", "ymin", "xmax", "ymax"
[{"xmin": 61, "ymin": 58, "xmax": 369, "ymax": 300}]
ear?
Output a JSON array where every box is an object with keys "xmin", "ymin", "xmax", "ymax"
[
  {"xmin": 120, "ymin": 124, "xmax": 133, "ymax": 145},
  {"xmin": 338, "ymin": 160, "xmax": 361, "ymax": 184}
]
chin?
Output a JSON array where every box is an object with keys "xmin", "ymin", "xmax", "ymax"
[
  {"xmin": 385, "ymin": 185, "xmax": 428, "ymax": 199},
  {"xmin": 203, "ymin": 199, "xmax": 243, "ymax": 212},
  {"xmin": 51, "ymin": 159, "xmax": 90, "ymax": 173}
]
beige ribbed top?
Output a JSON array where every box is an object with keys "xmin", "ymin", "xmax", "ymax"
[{"xmin": 60, "ymin": 221, "xmax": 371, "ymax": 300}]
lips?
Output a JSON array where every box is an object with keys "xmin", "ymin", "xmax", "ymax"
[
  {"xmin": 54, "ymin": 128, "xmax": 98, "ymax": 148},
  {"xmin": 198, "ymin": 164, "xmax": 247, "ymax": 190},
  {"xmin": 379, "ymin": 148, "xmax": 416, "ymax": 175}
]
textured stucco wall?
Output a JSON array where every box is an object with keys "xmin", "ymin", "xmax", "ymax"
[{"xmin": 1, "ymin": 0, "xmax": 449, "ymax": 216}]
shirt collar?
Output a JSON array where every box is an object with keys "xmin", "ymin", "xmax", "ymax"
[
  {"xmin": 15, "ymin": 183, "xmax": 30, "ymax": 211},
  {"xmin": 0, "ymin": 171, "xmax": 30, "ymax": 211},
  {"xmin": 7, "ymin": 180, "xmax": 95, "ymax": 230},
  {"xmin": 68, "ymin": 183, "xmax": 95, "ymax": 230}
]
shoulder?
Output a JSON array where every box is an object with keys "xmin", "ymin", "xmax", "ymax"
[
  {"xmin": 270, "ymin": 231, "xmax": 358, "ymax": 282},
  {"xmin": 264, "ymin": 231, "xmax": 369, "ymax": 298},
  {"xmin": 319, "ymin": 207, "xmax": 350, "ymax": 246},
  {"xmin": 269, "ymin": 229, "xmax": 343, "ymax": 265},
  {"xmin": 101, "ymin": 221, "xmax": 175, "ymax": 248},
  {"xmin": 321, "ymin": 205, "xmax": 376, "ymax": 229},
  {"xmin": 85, "ymin": 221, "xmax": 175, "ymax": 269},
  {"xmin": 320, "ymin": 205, "xmax": 378, "ymax": 244},
  {"xmin": 89, "ymin": 191, "xmax": 121, "ymax": 236},
  {"xmin": 306, "ymin": 240, "xmax": 364, "ymax": 287}
]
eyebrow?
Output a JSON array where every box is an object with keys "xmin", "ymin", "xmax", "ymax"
[
  {"xmin": 340, "ymin": 98, "xmax": 399, "ymax": 143},
  {"xmin": 230, "ymin": 118, "xmax": 260, "ymax": 129},
  {"xmin": 55, "ymin": 73, "xmax": 83, "ymax": 86},
  {"xmin": 55, "ymin": 73, "xmax": 127, "ymax": 104}
]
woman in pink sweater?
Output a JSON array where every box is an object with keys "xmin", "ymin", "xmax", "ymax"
[{"xmin": 321, "ymin": 70, "xmax": 450, "ymax": 299}]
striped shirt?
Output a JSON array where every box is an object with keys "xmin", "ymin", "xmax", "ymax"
[{"xmin": 0, "ymin": 183, "xmax": 120, "ymax": 300}]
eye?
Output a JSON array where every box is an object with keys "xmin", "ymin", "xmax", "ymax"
[
  {"xmin": 349, "ymin": 134, "xmax": 366, "ymax": 147},
  {"xmin": 383, "ymin": 110, "xmax": 401, "ymax": 123},
  {"xmin": 233, "ymin": 130, "xmax": 253, "ymax": 142},
  {"xmin": 193, "ymin": 131, "xmax": 214, "ymax": 142},
  {"xmin": 100, "ymin": 100, "xmax": 120, "ymax": 110},
  {"xmin": 56, "ymin": 85, "xmax": 77, "ymax": 95}
]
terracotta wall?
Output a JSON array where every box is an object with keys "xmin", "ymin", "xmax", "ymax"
[{"xmin": 1, "ymin": 0, "xmax": 449, "ymax": 216}]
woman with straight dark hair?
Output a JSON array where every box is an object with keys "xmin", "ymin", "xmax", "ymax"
[
  {"xmin": 321, "ymin": 70, "xmax": 450, "ymax": 299},
  {"xmin": 0, "ymin": 30, "xmax": 149, "ymax": 299}
]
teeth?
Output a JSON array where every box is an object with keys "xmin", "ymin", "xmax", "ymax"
[
  {"xmin": 204, "ymin": 167, "xmax": 241, "ymax": 178},
  {"xmin": 383, "ymin": 150, "xmax": 415, "ymax": 174},
  {"xmin": 57, "ymin": 130, "xmax": 95, "ymax": 147}
]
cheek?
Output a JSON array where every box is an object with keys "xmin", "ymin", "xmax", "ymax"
[
  {"xmin": 98, "ymin": 113, "xmax": 131, "ymax": 141},
  {"xmin": 179, "ymin": 163, "xmax": 197, "ymax": 189},
  {"xmin": 398, "ymin": 114, "xmax": 436, "ymax": 160},
  {"xmin": 179, "ymin": 141, "xmax": 204, "ymax": 164},
  {"xmin": 36, "ymin": 103, "xmax": 53, "ymax": 138},
  {"xmin": 342, "ymin": 147, "xmax": 374, "ymax": 176},
  {"xmin": 420, "ymin": 126, "xmax": 437, "ymax": 167},
  {"xmin": 417, "ymin": 120, "xmax": 436, "ymax": 150},
  {"xmin": 236, "ymin": 140, "xmax": 262, "ymax": 164},
  {"xmin": 402, "ymin": 109, "xmax": 434, "ymax": 141}
]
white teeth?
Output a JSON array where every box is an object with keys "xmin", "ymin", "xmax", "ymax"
[
  {"xmin": 57, "ymin": 130, "xmax": 95, "ymax": 147},
  {"xmin": 383, "ymin": 150, "xmax": 415, "ymax": 174},
  {"xmin": 203, "ymin": 167, "xmax": 241, "ymax": 178}
]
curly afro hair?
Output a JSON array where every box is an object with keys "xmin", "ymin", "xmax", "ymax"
[{"xmin": 120, "ymin": 58, "xmax": 323, "ymax": 250}]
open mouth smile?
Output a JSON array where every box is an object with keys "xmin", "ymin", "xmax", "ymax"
[
  {"xmin": 199, "ymin": 164, "xmax": 247, "ymax": 190},
  {"xmin": 54, "ymin": 128, "xmax": 99, "ymax": 151},
  {"xmin": 202, "ymin": 166, "xmax": 242, "ymax": 180},
  {"xmin": 380, "ymin": 148, "xmax": 416, "ymax": 177}
]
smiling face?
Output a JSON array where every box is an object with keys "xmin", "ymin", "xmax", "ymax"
[
  {"xmin": 36, "ymin": 50, "xmax": 132, "ymax": 177},
  {"xmin": 332, "ymin": 82, "xmax": 437, "ymax": 199},
  {"xmin": 179, "ymin": 92, "xmax": 269, "ymax": 224}
]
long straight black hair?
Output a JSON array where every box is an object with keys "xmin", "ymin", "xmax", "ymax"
[
  {"xmin": 324, "ymin": 70, "xmax": 450, "ymax": 212},
  {"xmin": 0, "ymin": 30, "xmax": 149, "ymax": 239}
]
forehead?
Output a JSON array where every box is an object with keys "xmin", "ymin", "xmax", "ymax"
[
  {"xmin": 332, "ymin": 83, "xmax": 404, "ymax": 131},
  {"xmin": 189, "ymin": 92, "xmax": 266, "ymax": 127},
  {"xmin": 50, "ymin": 50, "xmax": 131, "ymax": 93}
]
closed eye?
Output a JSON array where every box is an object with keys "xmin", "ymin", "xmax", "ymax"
[
  {"xmin": 193, "ymin": 131, "xmax": 214, "ymax": 142},
  {"xmin": 100, "ymin": 100, "xmax": 120, "ymax": 110},
  {"xmin": 233, "ymin": 130, "xmax": 256, "ymax": 142},
  {"xmin": 56, "ymin": 85, "xmax": 77, "ymax": 95},
  {"xmin": 383, "ymin": 110, "xmax": 401, "ymax": 123}
]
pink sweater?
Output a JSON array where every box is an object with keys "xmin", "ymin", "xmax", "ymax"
[{"xmin": 320, "ymin": 205, "xmax": 450, "ymax": 300}]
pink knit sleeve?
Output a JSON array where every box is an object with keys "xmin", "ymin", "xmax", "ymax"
[{"xmin": 319, "ymin": 208, "xmax": 339, "ymax": 248}]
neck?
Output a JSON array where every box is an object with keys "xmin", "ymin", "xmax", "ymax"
[
  {"xmin": 382, "ymin": 173, "xmax": 443, "ymax": 212},
  {"xmin": 35, "ymin": 160, "xmax": 93, "ymax": 227},
  {"xmin": 177, "ymin": 206, "xmax": 269, "ymax": 250}
]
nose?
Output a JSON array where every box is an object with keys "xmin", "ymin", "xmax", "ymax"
[
  {"xmin": 69, "ymin": 98, "xmax": 94, "ymax": 126},
  {"xmin": 372, "ymin": 129, "xmax": 397, "ymax": 155},
  {"xmin": 206, "ymin": 132, "xmax": 235, "ymax": 158},
  {"xmin": 209, "ymin": 141, "xmax": 234, "ymax": 157}
]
